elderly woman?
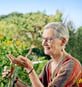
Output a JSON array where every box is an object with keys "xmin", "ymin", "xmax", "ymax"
[{"xmin": 3, "ymin": 22, "xmax": 82, "ymax": 87}]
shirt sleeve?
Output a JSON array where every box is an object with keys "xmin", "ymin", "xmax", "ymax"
[
  {"xmin": 39, "ymin": 60, "xmax": 52, "ymax": 87},
  {"xmin": 39, "ymin": 64, "xmax": 48, "ymax": 87},
  {"xmin": 48, "ymin": 60, "xmax": 78, "ymax": 87}
]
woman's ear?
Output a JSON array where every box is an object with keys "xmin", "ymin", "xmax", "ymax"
[{"xmin": 61, "ymin": 38, "xmax": 66, "ymax": 46}]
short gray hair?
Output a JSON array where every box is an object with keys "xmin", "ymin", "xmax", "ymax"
[{"xmin": 44, "ymin": 22, "xmax": 69, "ymax": 48}]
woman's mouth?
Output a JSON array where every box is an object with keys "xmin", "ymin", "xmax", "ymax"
[{"xmin": 44, "ymin": 46, "xmax": 50, "ymax": 50}]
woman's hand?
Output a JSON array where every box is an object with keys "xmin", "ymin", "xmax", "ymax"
[
  {"xmin": 7, "ymin": 54, "xmax": 33, "ymax": 72},
  {"xmin": 2, "ymin": 65, "xmax": 14, "ymax": 80}
]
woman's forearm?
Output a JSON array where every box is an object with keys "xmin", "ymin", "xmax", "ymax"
[
  {"xmin": 16, "ymin": 69, "xmax": 44, "ymax": 87},
  {"xmin": 16, "ymin": 80, "xmax": 29, "ymax": 87},
  {"xmin": 27, "ymin": 69, "xmax": 44, "ymax": 87}
]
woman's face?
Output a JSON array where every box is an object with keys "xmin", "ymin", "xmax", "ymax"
[{"xmin": 42, "ymin": 28, "xmax": 62, "ymax": 56}]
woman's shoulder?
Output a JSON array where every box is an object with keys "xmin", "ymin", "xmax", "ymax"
[
  {"xmin": 67, "ymin": 55, "xmax": 81, "ymax": 63},
  {"xmin": 62, "ymin": 55, "xmax": 82, "ymax": 70}
]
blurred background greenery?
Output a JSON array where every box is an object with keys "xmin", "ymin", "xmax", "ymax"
[{"xmin": 0, "ymin": 11, "xmax": 82, "ymax": 87}]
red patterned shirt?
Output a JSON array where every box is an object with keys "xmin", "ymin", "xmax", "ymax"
[{"xmin": 40, "ymin": 55, "xmax": 82, "ymax": 87}]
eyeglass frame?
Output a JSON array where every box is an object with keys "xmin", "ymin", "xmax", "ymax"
[{"xmin": 42, "ymin": 36, "xmax": 63, "ymax": 44}]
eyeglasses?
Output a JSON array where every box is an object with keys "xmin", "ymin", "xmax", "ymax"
[{"xmin": 42, "ymin": 37, "xmax": 63, "ymax": 44}]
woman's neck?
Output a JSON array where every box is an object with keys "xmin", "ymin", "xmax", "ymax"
[{"xmin": 50, "ymin": 50, "xmax": 68, "ymax": 64}]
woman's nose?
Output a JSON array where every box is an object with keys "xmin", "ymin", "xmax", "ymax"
[{"xmin": 42, "ymin": 40, "xmax": 48, "ymax": 46}]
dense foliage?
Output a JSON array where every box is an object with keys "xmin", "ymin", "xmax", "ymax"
[{"xmin": 0, "ymin": 11, "xmax": 82, "ymax": 87}]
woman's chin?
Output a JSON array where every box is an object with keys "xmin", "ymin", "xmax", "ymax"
[{"xmin": 44, "ymin": 50, "xmax": 50, "ymax": 55}]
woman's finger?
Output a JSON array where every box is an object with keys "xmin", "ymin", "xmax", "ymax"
[
  {"xmin": 3, "ymin": 66, "xmax": 8, "ymax": 72},
  {"xmin": 20, "ymin": 57, "xmax": 26, "ymax": 62},
  {"xmin": 9, "ymin": 54, "xmax": 16, "ymax": 59},
  {"xmin": 2, "ymin": 74, "xmax": 6, "ymax": 78},
  {"xmin": 7, "ymin": 54, "xmax": 26, "ymax": 65},
  {"xmin": 2, "ymin": 65, "xmax": 14, "ymax": 79},
  {"xmin": 10, "ymin": 58, "xmax": 24, "ymax": 66},
  {"xmin": 6, "ymin": 55, "xmax": 15, "ymax": 63},
  {"xmin": 6, "ymin": 71, "xmax": 13, "ymax": 79},
  {"xmin": 18, "ymin": 55, "xmax": 27, "ymax": 62},
  {"xmin": 7, "ymin": 54, "xmax": 30, "ymax": 68},
  {"xmin": 2, "ymin": 71, "xmax": 9, "ymax": 75},
  {"xmin": 2, "ymin": 70, "xmax": 11, "ymax": 78},
  {"xmin": 7, "ymin": 54, "xmax": 19, "ymax": 65}
]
